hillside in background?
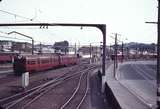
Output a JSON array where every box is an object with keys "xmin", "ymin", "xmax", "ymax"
[{"xmin": 119, "ymin": 42, "xmax": 156, "ymax": 53}]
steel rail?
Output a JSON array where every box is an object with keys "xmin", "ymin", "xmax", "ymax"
[
  {"xmin": 21, "ymin": 73, "xmax": 81, "ymax": 109},
  {"xmin": 2, "ymin": 73, "xmax": 79, "ymax": 108},
  {"xmin": 22, "ymin": 66, "xmax": 96, "ymax": 109},
  {"xmin": 2, "ymin": 74, "xmax": 69, "ymax": 109},
  {"xmin": 0, "ymin": 64, "xmax": 85, "ymax": 103},
  {"xmin": 0, "ymin": 71, "xmax": 68, "ymax": 104},
  {"xmin": 1, "ymin": 65, "xmax": 97, "ymax": 109},
  {"xmin": 60, "ymin": 72, "xmax": 85, "ymax": 109},
  {"xmin": 23, "ymin": 66, "xmax": 96, "ymax": 109},
  {"xmin": 76, "ymin": 69, "xmax": 90, "ymax": 109},
  {"xmin": 60, "ymin": 67, "xmax": 94, "ymax": 109}
]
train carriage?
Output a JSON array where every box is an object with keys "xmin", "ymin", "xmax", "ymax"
[
  {"xmin": 51, "ymin": 55, "xmax": 60, "ymax": 67},
  {"xmin": 60, "ymin": 55, "xmax": 69, "ymax": 66},
  {"xmin": 38, "ymin": 56, "xmax": 53, "ymax": 71},
  {"xmin": 25, "ymin": 56, "xmax": 39, "ymax": 72},
  {"xmin": 60, "ymin": 55, "xmax": 78, "ymax": 66},
  {"xmin": 13, "ymin": 54, "xmax": 78, "ymax": 75},
  {"xmin": 13, "ymin": 55, "xmax": 26, "ymax": 75},
  {"xmin": 0, "ymin": 55, "xmax": 11, "ymax": 63},
  {"xmin": 0, "ymin": 52, "xmax": 17, "ymax": 63}
]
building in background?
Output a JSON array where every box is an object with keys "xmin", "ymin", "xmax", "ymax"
[{"xmin": 0, "ymin": 40, "xmax": 13, "ymax": 51}]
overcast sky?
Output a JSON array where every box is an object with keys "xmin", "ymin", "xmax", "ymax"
[{"xmin": 0, "ymin": 0, "xmax": 158, "ymax": 45}]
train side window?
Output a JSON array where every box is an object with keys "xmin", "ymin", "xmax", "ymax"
[
  {"xmin": 28, "ymin": 61, "xmax": 36, "ymax": 65},
  {"xmin": 38, "ymin": 59, "xmax": 40, "ymax": 64},
  {"xmin": 41, "ymin": 60, "xmax": 49, "ymax": 64}
]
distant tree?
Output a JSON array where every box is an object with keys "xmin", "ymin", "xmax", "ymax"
[
  {"xmin": 125, "ymin": 42, "xmax": 156, "ymax": 53},
  {"xmin": 53, "ymin": 41, "xmax": 69, "ymax": 54}
]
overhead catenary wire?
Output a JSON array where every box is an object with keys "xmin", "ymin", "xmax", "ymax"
[
  {"xmin": 0, "ymin": 9, "xmax": 41, "ymax": 23},
  {"xmin": 0, "ymin": 35, "xmax": 31, "ymax": 42},
  {"xmin": 0, "ymin": 35, "xmax": 54, "ymax": 45},
  {"xmin": 0, "ymin": 33, "xmax": 67, "ymax": 45},
  {"xmin": 0, "ymin": 30, "xmax": 8, "ymax": 34},
  {"xmin": 0, "ymin": 10, "xmax": 33, "ymax": 21}
]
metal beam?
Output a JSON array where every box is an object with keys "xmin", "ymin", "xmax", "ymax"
[
  {"xmin": 0, "ymin": 23, "xmax": 106, "ymax": 75},
  {"xmin": 8, "ymin": 31, "xmax": 34, "ymax": 55},
  {"xmin": 157, "ymin": 0, "xmax": 160, "ymax": 108},
  {"xmin": 0, "ymin": 23, "xmax": 104, "ymax": 28}
]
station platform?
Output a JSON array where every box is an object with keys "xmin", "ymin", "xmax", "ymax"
[{"xmin": 103, "ymin": 63, "xmax": 153, "ymax": 109}]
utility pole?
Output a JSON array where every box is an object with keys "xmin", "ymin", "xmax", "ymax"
[
  {"xmin": 75, "ymin": 43, "xmax": 77, "ymax": 55},
  {"xmin": 112, "ymin": 33, "xmax": 122, "ymax": 77},
  {"xmin": 0, "ymin": 43, "xmax": 3, "ymax": 52},
  {"xmin": 146, "ymin": 1, "xmax": 160, "ymax": 108},
  {"xmin": 126, "ymin": 47, "xmax": 129, "ymax": 60},
  {"xmin": 32, "ymin": 39, "xmax": 34, "ymax": 55},
  {"xmin": 121, "ymin": 42, "xmax": 124, "ymax": 62},
  {"xmin": 115, "ymin": 34, "xmax": 118, "ymax": 68},
  {"xmin": 39, "ymin": 42, "xmax": 42, "ymax": 54},
  {"xmin": 113, "ymin": 34, "xmax": 118, "ymax": 76},
  {"xmin": 90, "ymin": 43, "xmax": 92, "ymax": 64},
  {"xmin": 100, "ymin": 42, "xmax": 103, "ymax": 68},
  {"xmin": 96, "ymin": 46, "xmax": 97, "ymax": 58},
  {"xmin": 135, "ymin": 43, "xmax": 138, "ymax": 61},
  {"xmin": 157, "ymin": 0, "xmax": 160, "ymax": 108},
  {"xmin": 11, "ymin": 42, "xmax": 14, "ymax": 52},
  {"xmin": 109, "ymin": 44, "xmax": 112, "ymax": 60}
]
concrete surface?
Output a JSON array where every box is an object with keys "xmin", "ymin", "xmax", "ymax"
[
  {"xmin": 116, "ymin": 61, "xmax": 156, "ymax": 108},
  {"xmin": 103, "ymin": 61, "xmax": 155, "ymax": 109}
]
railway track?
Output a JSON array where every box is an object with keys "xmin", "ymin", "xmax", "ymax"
[
  {"xmin": 60, "ymin": 68, "xmax": 90, "ymax": 109},
  {"xmin": 0, "ymin": 64, "xmax": 97, "ymax": 109},
  {"xmin": 0, "ymin": 65, "xmax": 83, "ymax": 99}
]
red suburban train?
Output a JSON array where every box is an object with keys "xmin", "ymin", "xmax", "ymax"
[
  {"xmin": 13, "ymin": 54, "xmax": 78, "ymax": 75},
  {"xmin": 0, "ymin": 52, "xmax": 17, "ymax": 63}
]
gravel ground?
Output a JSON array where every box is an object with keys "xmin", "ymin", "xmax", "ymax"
[
  {"xmin": 0, "ymin": 61, "xmax": 112, "ymax": 109},
  {"xmin": 0, "ymin": 65, "xmax": 82, "ymax": 100},
  {"xmin": 22, "ymin": 76, "xmax": 80, "ymax": 109},
  {"xmin": 26, "ymin": 66, "xmax": 111, "ymax": 109}
]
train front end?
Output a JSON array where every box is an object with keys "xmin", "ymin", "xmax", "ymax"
[{"xmin": 13, "ymin": 55, "xmax": 26, "ymax": 76}]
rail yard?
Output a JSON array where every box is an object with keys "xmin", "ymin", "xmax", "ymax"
[
  {"xmin": 0, "ymin": 1, "xmax": 158, "ymax": 108},
  {"xmin": 0, "ymin": 58, "xmax": 108, "ymax": 109}
]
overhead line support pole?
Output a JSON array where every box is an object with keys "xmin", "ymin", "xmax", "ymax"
[
  {"xmin": 157, "ymin": 0, "xmax": 160, "ymax": 108},
  {"xmin": 145, "ymin": 1, "xmax": 160, "ymax": 107},
  {"xmin": 115, "ymin": 34, "xmax": 118, "ymax": 68},
  {"xmin": 121, "ymin": 41, "xmax": 124, "ymax": 62},
  {"xmin": 75, "ymin": 43, "xmax": 77, "ymax": 55},
  {"xmin": 113, "ymin": 34, "xmax": 118, "ymax": 77},
  {"xmin": 32, "ymin": 39, "xmax": 34, "ymax": 55},
  {"xmin": 101, "ymin": 25, "xmax": 106, "ymax": 76},
  {"xmin": 90, "ymin": 43, "xmax": 92, "ymax": 64}
]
